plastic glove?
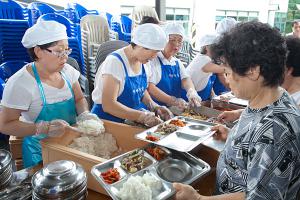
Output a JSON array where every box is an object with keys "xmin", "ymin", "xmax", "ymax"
[
  {"xmin": 186, "ymin": 88, "xmax": 202, "ymax": 107},
  {"xmin": 155, "ymin": 106, "xmax": 174, "ymax": 121},
  {"xmin": 36, "ymin": 120, "xmax": 69, "ymax": 137},
  {"xmin": 76, "ymin": 111, "xmax": 101, "ymax": 122},
  {"xmin": 136, "ymin": 112, "xmax": 163, "ymax": 127},
  {"xmin": 168, "ymin": 97, "xmax": 188, "ymax": 111}
]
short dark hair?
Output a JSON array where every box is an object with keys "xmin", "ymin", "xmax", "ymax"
[
  {"xmin": 130, "ymin": 42, "xmax": 137, "ymax": 48},
  {"xmin": 200, "ymin": 46, "xmax": 207, "ymax": 55},
  {"xmin": 286, "ymin": 36, "xmax": 300, "ymax": 77},
  {"xmin": 292, "ymin": 20, "xmax": 300, "ymax": 27},
  {"xmin": 139, "ymin": 16, "xmax": 159, "ymax": 25},
  {"xmin": 211, "ymin": 21, "xmax": 286, "ymax": 87},
  {"xmin": 27, "ymin": 41, "xmax": 58, "ymax": 61}
]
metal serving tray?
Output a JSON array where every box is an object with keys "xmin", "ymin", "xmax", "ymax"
[
  {"xmin": 91, "ymin": 145, "xmax": 210, "ymax": 200},
  {"xmin": 135, "ymin": 116, "xmax": 216, "ymax": 152},
  {"xmin": 213, "ymin": 92, "xmax": 248, "ymax": 107}
]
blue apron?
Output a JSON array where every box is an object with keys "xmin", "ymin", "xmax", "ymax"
[
  {"xmin": 181, "ymin": 74, "xmax": 216, "ymax": 101},
  {"xmin": 22, "ymin": 63, "xmax": 77, "ymax": 168},
  {"xmin": 213, "ymin": 73, "xmax": 229, "ymax": 95},
  {"xmin": 91, "ymin": 53, "xmax": 147, "ymax": 123},
  {"xmin": 155, "ymin": 57, "xmax": 182, "ymax": 106}
]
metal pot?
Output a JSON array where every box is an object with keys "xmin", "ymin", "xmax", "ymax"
[
  {"xmin": 0, "ymin": 149, "xmax": 13, "ymax": 189},
  {"xmin": 32, "ymin": 160, "xmax": 87, "ymax": 200}
]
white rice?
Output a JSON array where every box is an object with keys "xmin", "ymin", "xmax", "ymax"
[{"xmin": 117, "ymin": 173, "xmax": 162, "ymax": 200}]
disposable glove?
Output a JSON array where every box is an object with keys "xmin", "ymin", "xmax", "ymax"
[
  {"xmin": 155, "ymin": 106, "xmax": 174, "ymax": 121},
  {"xmin": 76, "ymin": 111, "xmax": 101, "ymax": 122},
  {"xmin": 36, "ymin": 119, "xmax": 69, "ymax": 137},
  {"xmin": 186, "ymin": 88, "xmax": 202, "ymax": 107},
  {"xmin": 136, "ymin": 112, "xmax": 163, "ymax": 127},
  {"xmin": 168, "ymin": 97, "xmax": 188, "ymax": 111}
]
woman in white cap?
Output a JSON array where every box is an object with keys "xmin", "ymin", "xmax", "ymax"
[
  {"xmin": 148, "ymin": 22, "xmax": 201, "ymax": 110},
  {"xmin": 91, "ymin": 23, "xmax": 172, "ymax": 127},
  {"xmin": 0, "ymin": 20, "xmax": 98, "ymax": 168},
  {"xmin": 185, "ymin": 34, "xmax": 225, "ymax": 101}
]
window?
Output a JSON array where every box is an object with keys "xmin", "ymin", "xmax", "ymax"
[
  {"xmin": 166, "ymin": 7, "xmax": 190, "ymax": 36},
  {"xmin": 216, "ymin": 10, "xmax": 259, "ymax": 23},
  {"xmin": 274, "ymin": 12, "xmax": 287, "ymax": 33}
]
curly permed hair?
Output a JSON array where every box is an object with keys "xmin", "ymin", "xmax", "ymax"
[
  {"xmin": 286, "ymin": 36, "xmax": 300, "ymax": 77},
  {"xmin": 211, "ymin": 21, "xmax": 287, "ymax": 87}
]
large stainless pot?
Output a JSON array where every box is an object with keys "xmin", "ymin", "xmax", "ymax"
[
  {"xmin": 32, "ymin": 160, "xmax": 87, "ymax": 200},
  {"xmin": 0, "ymin": 149, "xmax": 13, "ymax": 189}
]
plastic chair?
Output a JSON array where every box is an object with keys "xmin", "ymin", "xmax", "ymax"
[
  {"xmin": 27, "ymin": 2, "xmax": 66, "ymax": 26},
  {"xmin": 0, "ymin": 0, "xmax": 28, "ymax": 20},
  {"xmin": 67, "ymin": 57, "xmax": 91, "ymax": 106},
  {"xmin": 0, "ymin": 61, "xmax": 27, "ymax": 81},
  {"xmin": 80, "ymin": 14, "xmax": 110, "ymax": 78},
  {"xmin": 131, "ymin": 5, "xmax": 159, "ymax": 30},
  {"xmin": 95, "ymin": 40, "xmax": 128, "ymax": 73},
  {"xmin": 66, "ymin": 3, "xmax": 99, "ymax": 19},
  {"xmin": 111, "ymin": 15, "xmax": 132, "ymax": 43},
  {"xmin": 38, "ymin": 13, "xmax": 79, "ymax": 38}
]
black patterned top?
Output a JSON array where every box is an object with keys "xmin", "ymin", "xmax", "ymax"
[{"xmin": 216, "ymin": 91, "xmax": 300, "ymax": 200}]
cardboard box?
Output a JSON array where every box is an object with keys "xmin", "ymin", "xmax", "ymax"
[
  {"xmin": 41, "ymin": 120, "xmax": 146, "ymax": 194},
  {"xmin": 14, "ymin": 158, "xmax": 23, "ymax": 171},
  {"xmin": 9, "ymin": 136, "xmax": 23, "ymax": 159}
]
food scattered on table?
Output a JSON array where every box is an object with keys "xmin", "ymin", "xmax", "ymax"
[
  {"xmin": 77, "ymin": 119, "xmax": 105, "ymax": 136},
  {"xmin": 155, "ymin": 123, "xmax": 178, "ymax": 134},
  {"xmin": 117, "ymin": 173, "xmax": 162, "ymax": 200},
  {"xmin": 169, "ymin": 119, "xmax": 186, "ymax": 127},
  {"xmin": 68, "ymin": 132, "xmax": 119, "ymax": 159},
  {"xmin": 145, "ymin": 134, "xmax": 160, "ymax": 142},
  {"xmin": 146, "ymin": 146, "xmax": 167, "ymax": 161},
  {"xmin": 121, "ymin": 150, "xmax": 151, "ymax": 173},
  {"xmin": 181, "ymin": 109, "xmax": 209, "ymax": 121},
  {"xmin": 100, "ymin": 168, "xmax": 120, "ymax": 184}
]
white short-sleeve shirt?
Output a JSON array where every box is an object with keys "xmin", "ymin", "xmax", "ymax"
[
  {"xmin": 148, "ymin": 52, "xmax": 189, "ymax": 85},
  {"xmin": 186, "ymin": 54, "xmax": 212, "ymax": 92},
  {"xmin": 92, "ymin": 48, "xmax": 152, "ymax": 104},
  {"xmin": 1, "ymin": 63, "xmax": 80, "ymax": 123}
]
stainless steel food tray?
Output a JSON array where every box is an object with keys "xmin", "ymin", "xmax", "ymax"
[
  {"xmin": 91, "ymin": 145, "xmax": 210, "ymax": 200},
  {"xmin": 135, "ymin": 116, "xmax": 217, "ymax": 152},
  {"xmin": 213, "ymin": 92, "xmax": 248, "ymax": 107}
]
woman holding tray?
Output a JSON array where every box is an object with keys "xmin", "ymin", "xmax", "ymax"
[{"xmin": 173, "ymin": 21, "xmax": 300, "ymax": 200}]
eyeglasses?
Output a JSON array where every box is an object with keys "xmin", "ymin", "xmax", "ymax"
[
  {"xmin": 44, "ymin": 48, "xmax": 72, "ymax": 58},
  {"xmin": 169, "ymin": 39, "xmax": 183, "ymax": 46}
]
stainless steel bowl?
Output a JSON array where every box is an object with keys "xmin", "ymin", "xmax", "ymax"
[
  {"xmin": 0, "ymin": 149, "xmax": 13, "ymax": 189},
  {"xmin": 156, "ymin": 158, "xmax": 192, "ymax": 183},
  {"xmin": 32, "ymin": 160, "xmax": 87, "ymax": 199},
  {"xmin": 0, "ymin": 149, "xmax": 12, "ymax": 172}
]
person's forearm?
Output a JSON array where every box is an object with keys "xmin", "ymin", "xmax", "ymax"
[
  {"xmin": 182, "ymin": 78, "xmax": 195, "ymax": 92},
  {"xmin": 147, "ymin": 83, "xmax": 173, "ymax": 105},
  {"xmin": 0, "ymin": 120, "xmax": 37, "ymax": 137},
  {"xmin": 75, "ymin": 96, "xmax": 89, "ymax": 115},
  {"xmin": 202, "ymin": 63, "xmax": 225, "ymax": 74},
  {"xmin": 201, "ymin": 192, "xmax": 245, "ymax": 200},
  {"xmin": 102, "ymin": 99, "xmax": 142, "ymax": 121}
]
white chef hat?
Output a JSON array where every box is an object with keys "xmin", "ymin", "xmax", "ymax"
[
  {"xmin": 164, "ymin": 22, "xmax": 185, "ymax": 38},
  {"xmin": 215, "ymin": 17, "xmax": 237, "ymax": 35},
  {"xmin": 199, "ymin": 34, "xmax": 218, "ymax": 48},
  {"xmin": 132, "ymin": 23, "xmax": 168, "ymax": 51},
  {"xmin": 22, "ymin": 20, "xmax": 68, "ymax": 48}
]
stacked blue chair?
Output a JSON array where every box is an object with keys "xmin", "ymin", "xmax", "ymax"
[
  {"xmin": 0, "ymin": 0, "xmax": 28, "ymax": 20},
  {"xmin": 39, "ymin": 13, "xmax": 85, "ymax": 74},
  {"xmin": 27, "ymin": 2, "xmax": 67, "ymax": 27},
  {"xmin": 0, "ymin": 61, "xmax": 28, "ymax": 81},
  {"xmin": 0, "ymin": 19, "xmax": 31, "ymax": 64},
  {"xmin": 66, "ymin": 3, "xmax": 99, "ymax": 21},
  {"xmin": 111, "ymin": 15, "xmax": 132, "ymax": 43}
]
